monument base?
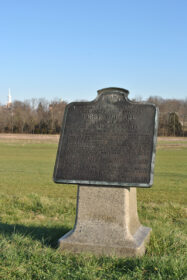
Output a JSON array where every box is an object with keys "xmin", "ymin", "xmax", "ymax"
[{"xmin": 59, "ymin": 186, "xmax": 151, "ymax": 257}]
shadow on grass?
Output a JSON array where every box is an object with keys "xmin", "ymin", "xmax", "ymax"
[{"xmin": 0, "ymin": 222, "xmax": 71, "ymax": 248}]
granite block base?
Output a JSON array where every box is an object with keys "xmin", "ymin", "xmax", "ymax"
[{"xmin": 58, "ymin": 186, "xmax": 151, "ymax": 257}]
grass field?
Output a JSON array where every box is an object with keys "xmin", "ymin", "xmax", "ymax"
[{"xmin": 0, "ymin": 135, "xmax": 187, "ymax": 280}]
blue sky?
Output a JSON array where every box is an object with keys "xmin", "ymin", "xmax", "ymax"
[{"xmin": 0, "ymin": 0, "xmax": 187, "ymax": 104}]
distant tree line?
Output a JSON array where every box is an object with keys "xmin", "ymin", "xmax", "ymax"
[
  {"xmin": 0, "ymin": 98, "xmax": 67, "ymax": 134},
  {"xmin": 146, "ymin": 96, "xmax": 187, "ymax": 136},
  {"xmin": 0, "ymin": 96, "xmax": 186, "ymax": 136}
]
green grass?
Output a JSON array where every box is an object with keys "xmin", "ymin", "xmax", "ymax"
[{"xmin": 0, "ymin": 139, "xmax": 187, "ymax": 280}]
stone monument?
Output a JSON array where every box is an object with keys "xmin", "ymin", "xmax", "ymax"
[{"xmin": 53, "ymin": 87, "xmax": 158, "ymax": 257}]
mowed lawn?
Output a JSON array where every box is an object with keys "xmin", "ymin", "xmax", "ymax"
[{"xmin": 0, "ymin": 137, "xmax": 186, "ymax": 280}]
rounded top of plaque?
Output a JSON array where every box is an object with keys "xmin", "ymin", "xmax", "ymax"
[{"xmin": 97, "ymin": 87, "xmax": 129, "ymax": 96}]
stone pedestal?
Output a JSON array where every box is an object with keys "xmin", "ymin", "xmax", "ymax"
[{"xmin": 59, "ymin": 186, "xmax": 151, "ymax": 257}]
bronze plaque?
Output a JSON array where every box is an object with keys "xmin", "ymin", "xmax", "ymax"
[{"xmin": 54, "ymin": 88, "xmax": 158, "ymax": 187}]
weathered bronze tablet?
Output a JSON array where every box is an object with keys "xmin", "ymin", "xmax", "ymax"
[{"xmin": 54, "ymin": 88, "xmax": 158, "ymax": 187}]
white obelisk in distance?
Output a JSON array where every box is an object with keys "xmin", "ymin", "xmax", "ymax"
[{"xmin": 7, "ymin": 88, "xmax": 12, "ymax": 107}]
